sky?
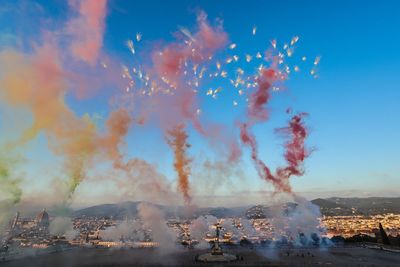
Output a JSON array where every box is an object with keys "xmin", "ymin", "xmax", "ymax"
[{"xmin": 0, "ymin": 0, "xmax": 399, "ymax": 208}]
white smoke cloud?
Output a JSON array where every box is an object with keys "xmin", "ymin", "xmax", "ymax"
[
  {"xmin": 189, "ymin": 215, "xmax": 218, "ymax": 248},
  {"xmin": 137, "ymin": 203, "xmax": 177, "ymax": 253},
  {"xmin": 269, "ymin": 194, "xmax": 326, "ymax": 246},
  {"xmin": 99, "ymin": 220, "xmax": 144, "ymax": 241},
  {"xmin": 49, "ymin": 217, "xmax": 78, "ymax": 240}
]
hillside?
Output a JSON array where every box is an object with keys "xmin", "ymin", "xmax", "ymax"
[{"xmin": 72, "ymin": 197, "xmax": 400, "ymax": 219}]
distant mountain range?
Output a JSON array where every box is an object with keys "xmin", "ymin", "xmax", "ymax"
[
  {"xmin": 72, "ymin": 197, "xmax": 400, "ymax": 219},
  {"xmin": 73, "ymin": 201, "xmax": 248, "ymax": 219},
  {"xmin": 312, "ymin": 197, "xmax": 400, "ymax": 216}
]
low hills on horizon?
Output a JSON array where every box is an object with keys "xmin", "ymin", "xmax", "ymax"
[{"xmin": 71, "ymin": 197, "xmax": 400, "ymax": 219}]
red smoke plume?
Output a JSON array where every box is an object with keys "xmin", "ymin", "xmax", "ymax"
[
  {"xmin": 240, "ymin": 66, "xmax": 310, "ymax": 193},
  {"xmin": 248, "ymin": 68, "xmax": 277, "ymax": 123},
  {"xmin": 167, "ymin": 124, "xmax": 192, "ymax": 205},
  {"xmin": 275, "ymin": 112, "xmax": 310, "ymax": 180}
]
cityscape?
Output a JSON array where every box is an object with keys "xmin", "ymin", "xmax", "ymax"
[
  {"xmin": 1, "ymin": 198, "xmax": 400, "ymax": 265},
  {"xmin": 1, "ymin": 0, "xmax": 399, "ymax": 266}
]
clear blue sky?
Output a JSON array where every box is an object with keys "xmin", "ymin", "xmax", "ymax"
[{"xmin": 1, "ymin": 0, "xmax": 399, "ymax": 205}]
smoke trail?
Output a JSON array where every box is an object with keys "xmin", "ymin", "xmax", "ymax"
[
  {"xmin": 275, "ymin": 112, "xmax": 310, "ymax": 181},
  {"xmin": 167, "ymin": 124, "xmax": 192, "ymax": 205},
  {"xmin": 149, "ymin": 12, "xmax": 227, "ymax": 133},
  {"xmin": 144, "ymin": 12, "xmax": 243, "ymax": 164},
  {"xmin": 240, "ymin": 123, "xmax": 292, "ymax": 193},
  {"xmin": 239, "ymin": 66, "xmax": 317, "ymax": 247},
  {"xmin": 101, "ymin": 108, "xmax": 132, "ymax": 165},
  {"xmin": 0, "ymin": 156, "xmax": 22, "ymax": 228},
  {"xmin": 0, "ymin": 0, "xmax": 114, "ymax": 201},
  {"xmin": 102, "ymin": 110, "xmax": 180, "ymax": 206},
  {"xmin": 247, "ymin": 68, "xmax": 278, "ymax": 124},
  {"xmin": 67, "ymin": 0, "xmax": 108, "ymax": 65},
  {"xmin": 0, "ymin": 47, "xmax": 136, "ymax": 200},
  {"xmin": 0, "ymin": 47, "xmax": 91, "ymax": 197},
  {"xmin": 0, "ymin": 158, "xmax": 22, "ymax": 205},
  {"xmin": 240, "ymin": 67, "xmax": 310, "ymax": 193},
  {"xmin": 239, "ymin": 66, "xmax": 288, "ymax": 192}
]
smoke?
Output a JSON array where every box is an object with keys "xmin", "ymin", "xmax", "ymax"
[
  {"xmin": 99, "ymin": 108, "xmax": 177, "ymax": 207},
  {"xmin": 240, "ymin": 67, "xmax": 288, "ymax": 193},
  {"xmin": 0, "ymin": 44, "xmax": 137, "ymax": 202},
  {"xmin": 240, "ymin": 66, "xmax": 310, "ymax": 194},
  {"xmin": 99, "ymin": 220, "xmax": 144, "ymax": 241},
  {"xmin": 67, "ymin": 0, "xmax": 108, "ymax": 65},
  {"xmin": 167, "ymin": 124, "xmax": 192, "ymax": 205},
  {"xmin": 49, "ymin": 217, "xmax": 78, "ymax": 240},
  {"xmin": 240, "ymin": 219, "xmax": 257, "ymax": 238},
  {"xmin": 0, "ymin": 44, "xmax": 96, "ymax": 199},
  {"xmin": 137, "ymin": 203, "xmax": 177, "ymax": 253},
  {"xmin": 189, "ymin": 215, "xmax": 217, "ymax": 248},
  {"xmin": 235, "ymin": 55, "xmax": 320, "ymax": 249},
  {"xmin": 190, "ymin": 215, "xmax": 217, "ymax": 239},
  {"xmin": 101, "ymin": 108, "xmax": 132, "ymax": 165},
  {"xmin": 146, "ymin": 12, "xmax": 227, "ymax": 133},
  {"xmin": 269, "ymin": 195, "xmax": 327, "ymax": 246},
  {"xmin": 275, "ymin": 112, "xmax": 311, "ymax": 181},
  {"xmin": 192, "ymin": 159, "xmax": 245, "ymax": 202},
  {"xmin": 144, "ymin": 12, "xmax": 242, "ymax": 181},
  {"xmin": 0, "ymin": 5, "xmax": 326, "ymax": 253},
  {"xmin": 220, "ymin": 219, "xmax": 240, "ymax": 239},
  {"xmin": 112, "ymin": 158, "xmax": 178, "ymax": 205},
  {"xmin": 247, "ymin": 68, "xmax": 279, "ymax": 124},
  {"xmin": 131, "ymin": 12, "xmax": 246, "ymax": 209},
  {"xmin": 0, "ymin": 0, "xmax": 122, "ymax": 203},
  {"xmin": 0, "ymin": 154, "xmax": 22, "ymax": 231},
  {"xmin": 0, "ymin": 156, "xmax": 22, "ymax": 205}
]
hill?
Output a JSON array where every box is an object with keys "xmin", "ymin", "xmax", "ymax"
[{"xmin": 72, "ymin": 197, "xmax": 400, "ymax": 219}]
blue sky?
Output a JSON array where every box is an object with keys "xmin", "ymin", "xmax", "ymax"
[{"xmin": 1, "ymin": 0, "xmax": 400, "ymax": 206}]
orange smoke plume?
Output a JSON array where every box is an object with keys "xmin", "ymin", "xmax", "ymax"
[
  {"xmin": 101, "ymin": 108, "xmax": 132, "ymax": 165},
  {"xmin": 0, "ymin": 44, "xmax": 134, "ymax": 199},
  {"xmin": 167, "ymin": 124, "xmax": 192, "ymax": 205},
  {"xmin": 0, "ymin": 45, "xmax": 99, "ymax": 197}
]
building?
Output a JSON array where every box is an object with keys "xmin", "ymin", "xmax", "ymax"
[{"xmin": 35, "ymin": 209, "xmax": 49, "ymax": 230}]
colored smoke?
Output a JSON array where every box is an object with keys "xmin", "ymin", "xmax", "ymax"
[
  {"xmin": 67, "ymin": 0, "xmax": 108, "ymax": 65},
  {"xmin": 167, "ymin": 124, "xmax": 192, "ymax": 205},
  {"xmin": 240, "ymin": 66, "xmax": 310, "ymax": 193}
]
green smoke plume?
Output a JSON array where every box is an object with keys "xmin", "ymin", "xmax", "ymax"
[
  {"xmin": 0, "ymin": 155, "xmax": 22, "ymax": 230},
  {"xmin": 0, "ymin": 158, "xmax": 22, "ymax": 204}
]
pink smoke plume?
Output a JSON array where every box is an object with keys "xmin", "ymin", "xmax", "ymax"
[
  {"xmin": 67, "ymin": 0, "xmax": 107, "ymax": 65},
  {"xmin": 141, "ymin": 12, "xmax": 242, "ymax": 201},
  {"xmin": 248, "ymin": 68, "xmax": 277, "ymax": 123},
  {"xmin": 149, "ymin": 12, "xmax": 227, "ymax": 134},
  {"xmin": 240, "ymin": 66, "xmax": 310, "ymax": 193}
]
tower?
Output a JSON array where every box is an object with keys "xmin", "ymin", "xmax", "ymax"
[
  {"xmin": 197, "ymin": 221, "xmax": 237, "ymax": 262},
  {"xmin": 211, "ymin": 223, "xmax": 223, "ymax": 255}
]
